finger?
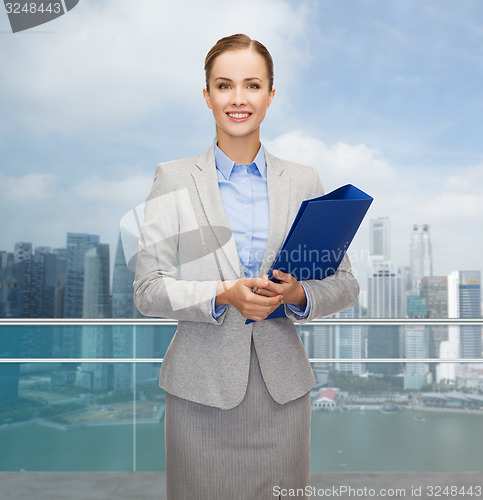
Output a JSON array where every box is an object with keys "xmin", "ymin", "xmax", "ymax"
[
  {"xmin": 254, "ymin": 288, "xmax": 279, "ymax": 297},
  {"xmin": 243, "ymin": 277, "xmax": 270, "ymax": 289},
  {"xmin": 247, "ymin": 292, "xmax": 283, "ymax": 308},
  {"xmin": 263, "ymin": 280, "xmax": 284, "ymax": 295},
  {"xmin": 254, "ymin": 293, "xmax": 283, "ymax": 306},
  {"xmin": 247, "ymin": 300, "xmax": 283, "ymax": 320},
  {"xmin": 273, "ymin": 269, "xmax": 290, "ymax": 281}
]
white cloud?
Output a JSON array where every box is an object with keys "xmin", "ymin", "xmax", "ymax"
[
  {"xmin": 264, "ymin": 130, "xmax": 483, "ymax": 278},
  {"xmin": 1, "ymin": 130, "xmax": 481, "ymax": 284},
  {"xmin": 0, "ymin": 170, "xmax": 153, "ymax": 252},
  {"xmin": 0, "ymin": 0, "xmax": 310, "ymax": 134},
  {"xmin": 72, "ymin": 173, "xmax": 153, "ymax": 204},
  {"xmin": 0, "ymin": 172, "xmax": 59, "ymax": 203}
]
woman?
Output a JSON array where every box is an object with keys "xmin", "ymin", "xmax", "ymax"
[{"xmin": 134, "ymin": 34, "xmax": 359, "ymax": 499}]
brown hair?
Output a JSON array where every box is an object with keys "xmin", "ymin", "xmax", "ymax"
[{"xmin": 204, "ymin": 33, "xmax": 274, "ymax": 91}]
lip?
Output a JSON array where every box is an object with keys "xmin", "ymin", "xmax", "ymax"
[{"xmin": 226, "ymin": 111, "xmax": 252, "ymax": 122}]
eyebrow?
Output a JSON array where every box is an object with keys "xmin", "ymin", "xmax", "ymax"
[{"xmin": 214, "ymin": 77, "xmax": 263, "ymax": 82}]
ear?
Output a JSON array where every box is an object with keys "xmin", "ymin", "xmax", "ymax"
[
  {"xmin": 203, "ymin": 88, "xmax": 212, "ymax": 110},
  {"xmin": 267, "ymin": 88, "xmax": 276, "ymax": 108}
]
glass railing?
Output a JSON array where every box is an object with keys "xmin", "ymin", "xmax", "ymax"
[{"xmin": 1, "ymin": 319, "xmax": 482, "ymax": 472}]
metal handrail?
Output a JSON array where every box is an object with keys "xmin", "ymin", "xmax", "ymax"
[
  {"xmin": 0, "ymin": 357, "xmax": 481, "ymax": 364},
  {"xmin": 1, "ymin": 318, "xmax": 481, "ymax": 363},
  {"xmin": 0, "ymin": 318, "xmax": 482, "ymax": 326}
]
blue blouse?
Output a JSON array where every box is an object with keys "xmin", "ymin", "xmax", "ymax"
[{"xmin": 211, "ymin": 142, "xmax": 310, "ymax": 319}]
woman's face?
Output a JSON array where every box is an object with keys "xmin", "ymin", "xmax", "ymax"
[{"xmin": 203, "ymin": 49, "xmax": 275, "ymax": 141}]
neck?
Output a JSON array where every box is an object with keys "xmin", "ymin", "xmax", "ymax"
[{"xmin": 216, "ymin": 127, "xmax": 261, "ymax": 164}]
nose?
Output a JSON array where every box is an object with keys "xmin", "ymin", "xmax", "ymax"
[{"xmin": 230, "ymin": 86, "xmax": 247, "ymax": 106}]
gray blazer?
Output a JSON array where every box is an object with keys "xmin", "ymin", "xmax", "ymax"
[{"xmin": 133, "ymin": 143, "xmax": 359, "ymax": 410}]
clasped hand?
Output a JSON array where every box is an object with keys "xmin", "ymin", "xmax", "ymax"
[{"xmin": 216, "ymin": 269, "xmax": 306, "ymax": 322}]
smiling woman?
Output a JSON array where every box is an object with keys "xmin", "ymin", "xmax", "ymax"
[
  {"xmin": 202, "ymin": 37, "xmax": 276, "ymax": 164},
  {"xmin": 133, "ymin": 33, "xmax": 360, "ymax": 499}
]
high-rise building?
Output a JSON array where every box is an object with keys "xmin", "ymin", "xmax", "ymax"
[
  {"xmin": 367, "ymin": 218, "xmax": 402, "ymax": 376},
  {"xmin": 0, "ymin": 251, "xmax": 13, "ymax": 270},
  {"xmin": 457, "ymin": 271, "xmax": 481, "ymax": 359},
  {"xmin": 438, "ymin": 271, "xmax": 482, "ymax": 382},
  {"xmin": 409, "ymin": 224, "xmax": 433, "ymax": 290},
  {"xmin": 51, "ymin": 248, "xmax": 67, "ymax": 319},
  {"xmin": 77, "ymin": 244, "xmax": 113, "ymax": 391},
  {"xmin": 0, "ymin": 260, "xmax": 28, "ymax": 317},
  {"xmin": 335, "ymin": 300, "xmax": 363, "ymax": 376},
  {"xmin": 310, "ymin": 325, "xmax": 333, "ymax": 385},
  {"xmin": 369, "ymin": 217, "xmax": 390, "ymax": 262},
  {"xmin": 23, "ymin": 248, "xmax": 46, "ymax": 318},
  {"xmin": 367, "ymin": 263, "xmax": 402, "ymax": 318},
  {"xmin": 404, "ymin": 325, "xmax": 430, "ymax": 389},
  {"xmin": 404, "ymin": 292, "xmax": 431, "ymax": 390},
  {"xmin": 420, "ymin": 276, "xmax": 448, "ymax": 363},
  {"xmin": 112, "ymin": 233, "xmax": 155, "ymax": 390},
  {"xmin": 82, "ymin": 244, "xmax": 111, "ymax": 319},
  {"xmin": 63, "ymin": 233, "xmax": 100, "ymax": 318},
  {"xmin": 52, "ymin": 233, "xmax": 100, "ymax": 385},
  {"xmin": 420, "ymin": 276, "xmax": 448, "ymax": 318},
  {"xmin": 14, "ymin": 242, "xmax": 32, "ymax": 263},
  {"xmin": 112, "ymin": 233, "xmax": 138, "ymax": 319}
]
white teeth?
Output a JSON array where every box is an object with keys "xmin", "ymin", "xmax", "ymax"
[{"xmin": 228, "ymin": 113, "xmax": 250, "ymax": 119}]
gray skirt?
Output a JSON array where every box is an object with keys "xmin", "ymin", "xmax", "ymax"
[{"xmin": 164, "ymin": 339, "xmax": 311, "ymax": 499}]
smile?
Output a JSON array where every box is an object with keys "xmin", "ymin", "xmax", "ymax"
[{"xmin": 227, "ymin": 112, "xmax": 251, "ymax": 120}]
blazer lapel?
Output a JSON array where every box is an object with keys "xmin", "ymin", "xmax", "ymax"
[
  {"xmin": 191, "ymin": 143, "xmax": 243, "ymax": 278},
  {"xmin": 191, "ymin": 143, "xmax": 292, "ymax": 280},
  {"xmin": 258, "ymin": 148, "xmax": 292, "ymax": 277}
]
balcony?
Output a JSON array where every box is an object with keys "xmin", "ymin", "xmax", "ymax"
[{"xmin": 1, "ymin": 319, "xmax": 482, "ymax": 499}]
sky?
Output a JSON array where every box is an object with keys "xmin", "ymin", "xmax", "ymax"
[{"xmin": 1, "ymin": 0, "xmax": 482, "ymax": 291}]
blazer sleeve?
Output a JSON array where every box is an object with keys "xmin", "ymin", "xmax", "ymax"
[
  {"xmin": 133, "ymin": 163, "xmax": 227, "ymax": 325},
  {"xmin": 284, "ymin": 167, "xmax": 360, "ymax": 323}
]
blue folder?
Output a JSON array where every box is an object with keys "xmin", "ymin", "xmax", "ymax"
[{"xmin": 246, "ymin": 184, "xmax": 373, "ymax": 323}]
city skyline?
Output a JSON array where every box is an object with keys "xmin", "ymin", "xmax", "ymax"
[
  {"xmin": 1, "ymin": 222, "xmax": 481, "ymax": 401},
  {"xmin": 0, "ymin": 1, "xmax": 482, "ymax": 281},
  {"xmin": 1, "ymin": 215, "xmax": 480, "ymax": 301}
]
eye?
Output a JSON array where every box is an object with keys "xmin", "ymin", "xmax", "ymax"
[
  {"xmin": 218, "ymin": 83, "xmax": 231, "ymax": 89},
  {"xmin": 247, "ymin": 83, "xmax": 261, "ymax": 89}
]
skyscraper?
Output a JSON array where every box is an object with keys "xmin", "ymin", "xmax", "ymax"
[
  {"xmin": 63, "ymin": 233, "xmax": 100, "ymax": 318},
  {"xmin": 52, "ymin": 248, "xmax": 66, "ymax": 318},
  {"xmin": 335, "ymin": 300, "xmax": 362, "ymax": 376},
  {"xmin": 438, "ymin": 271, "xmax": 482, "ymax": 382},
  {"xmin": 112, "ymin": 233, "xmax": 155, "ymax": 390},
  {"xmin": 409, "ymin": 224, "xmax": 433, "ymax": 290},
  {"xmin": 82, "ymin": 244, "xmax": 111, "ymax": 319},
  {"xmin": 367, "ymin": 263, "xmax": 402, "ymax": 318},
  {"xmin": 420, "ymin": 276, "xmax": 448, "ymax": 366},
  {"xmin": 404, "ymin": 292, "xmax": 431, "ymax": 390},
  {"xmin": 14, "ymin": 242, "xmax": 32, "ymax": 263},
  {"xmin": 369, "ymin": 217, "xmax": 391, "ymax": 262},
  {"xmin": 0, "ymin": 251, "xmax": 11, "ymax": 270},
  {"xmin": 77, "ymin": 244, "xmax": 112, "ymax": 390},
  {"xmin": 112, "ymin": 233, "xmax": 138, "ymax": 319},
  {"xmin": 457, "ymin": 271, "xmax": 481, "ymax": 359},
  {"xmin": 367, "ymin": 218, "xmax": 402, "ymax": 376},
  {"xmin": 310, "ymin": 325, "xmax": 333, "ymax": 385},
  {"xmin": 51, "ymin": 233, "xmax": 100, "ymax": 385},
  {"xmin": 0, "ymin": 259, "xmax": 28, "ymax": 317}
]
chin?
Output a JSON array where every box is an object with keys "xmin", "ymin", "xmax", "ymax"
[{"xmin": 221, "ymin": 124, "xmax": 261, "ymax": 139}]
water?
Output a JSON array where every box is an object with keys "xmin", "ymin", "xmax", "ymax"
[
  {"xmin": 1, "ymin": 409, "xmax": 481, "ymax": 472},
  {"xmin": 310, "ymin": 410, "xmax": 482, "ymax": 471}
]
